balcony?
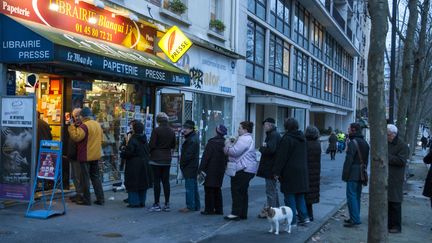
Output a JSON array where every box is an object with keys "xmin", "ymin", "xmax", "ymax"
[
  {"xmin": 346, "ymin": 26, "xmax": 352, "ymax": 41},
  {"xmin": 332, "ymin": 8, "xmax": 345, "ymax": 30}
]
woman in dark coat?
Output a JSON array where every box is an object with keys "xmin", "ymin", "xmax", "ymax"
[
  {"xmin": 304, "ymin": 126, "xmax": 321, "ymax": 222},
  {"xmin": 423, "ymin": 148, "xmax": 432, "ymax": 207},
  {"xmin": 328, "ymin": 132, "xmax": 337, "ymax": 160},
  {"xmin": 120, "ymin": 122, "xmax": 152, "ymax": 208},
  {"xmin": 199, "ymin": 125, "xmax": 228, "ymax": 215}
]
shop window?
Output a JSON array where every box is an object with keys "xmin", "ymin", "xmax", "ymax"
[
  {"xmin": 192, "ymin": 93, "xmax": 233, "ymax": 153},
  {"xmin": 248, "ymin": 0, "xmax": 266, "ymax": 20},
  {"xmin": 293, "ymin": 108, "xmax": 306, "ymax": 131},
  {"xmin": 73, "ymin": 80, "xmax": 151, "ymax": 183},
  {"xmin": 277, "ymin": 106, "xmax": 291, "ymax": 134},
  {"xmin": 246, "ymin": 19, "xmax": 265, "ymax": 81}
]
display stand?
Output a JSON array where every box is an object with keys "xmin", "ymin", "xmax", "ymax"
[{"xmin": 26, "ymin": 140, "xmax": 66, "ymax": 219}]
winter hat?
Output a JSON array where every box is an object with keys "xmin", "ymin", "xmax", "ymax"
[
  {"xmin": 216, "ymin": 124, "xmax": 228, "ymax": 136},
  {"xmin": 183, "ymin": 120, "xmax": 195, "ymax": 129},
  {"xmin": 262, "ymin": 117, "xmax": 276, "ymax": 124},
  {"xmin": 80, "ymin": 107, "xmax": 93, "ymax": 117}
]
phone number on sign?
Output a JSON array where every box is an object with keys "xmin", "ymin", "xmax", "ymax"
[{"xmin": 75, "ymin": 24, "xmax": 113, "ymax": 41}]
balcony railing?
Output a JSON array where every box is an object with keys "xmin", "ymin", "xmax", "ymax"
[
  {"xmin": 332, "ymin": 8, "xmax": 345, "ymax": 30},
  {"xmin": 346, "ymin": 27, "xmax": 352, "ymax": 41}
]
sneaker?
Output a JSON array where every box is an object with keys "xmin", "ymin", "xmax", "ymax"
[
  {"xmin": 162, "ymin": 204, "xmax": 170, "ymax": 212},
  {"xmin": 149, "ymin": 204, "xmax": 161, "ymax": 212}
]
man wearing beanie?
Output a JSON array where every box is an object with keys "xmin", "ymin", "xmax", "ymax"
[
  {"xmin": 257, "ymin": 117, "xmax": 281, "ymax": 218},
  {"xmin": 199, "ymin": 125, "xmax": 228, "ymax": 215},
  {"xmin": 68, "ymin": 107, "xmax": 105, "ymax": 206},
  {"xmin": 179, "ymin": 120, "xmax": 201, "ymax": 212}
]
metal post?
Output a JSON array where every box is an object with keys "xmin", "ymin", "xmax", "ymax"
[{"xmin": 389, "ymin": 0, "xmax": 397, "ymax": 123}]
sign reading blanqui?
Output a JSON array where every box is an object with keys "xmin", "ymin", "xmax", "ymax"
[
  {"xmin": 158, "ymin": 26, "xmax": 192, "ymax": 63},
  {"xmin": 0, "ymin": 0, "xmax": 156, "ymax": 53},
  {"xmin": 1, "ymin": 98, "xmax": 33, "ymax": 127}
]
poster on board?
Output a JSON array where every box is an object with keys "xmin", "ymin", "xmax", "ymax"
[{"xmin": 160, "ymin": 94, "xmax": 184, "ymax": 132}]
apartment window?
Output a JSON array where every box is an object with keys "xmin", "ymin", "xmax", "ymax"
[
  {"xmin": 342, "ymin": 80, "xmax": 349, "ymax": 106},
  {"xmin": 334, "ymin": 44, "xmax": 342, "ymax": 73},
  {"xmin": 293, "ymin": 2, "xmax": 310, "ymax": 50},
  {"xmin": 348, "ymin": 83, "xmax": 353, "ymax": 107},
  {"xmin": 334, "ymin": 75, "xmax": 342, "ymax": 105},
  {"xmin": 246, "ymin": 20, "xmax": 265, "ymax": 81},
  {"xmin": 324, "ymin": 68, "xmax": 333, "ymax": 102},
  {"xmin": 210, "ymin": 0, "xmax": 222, "ymax": 20},
  {"xmin": 269, "ymin": 33, "xmax": 290, "ymax": 89},
  {"xmin": 342, "ymin": 51, "xmax": 353, "ymax": 79},
  {"xmin": 293, "ymin": 49, "xmax": 308, "ymax": 94},
  {"xmin": 324, "ymin": 33, "xmax": 334, "ymax": 66},
  {"xmin": 269, "ymin": 0, "xmax": 291, "ymax": 37},
  {"xmin": 311, "ymin": 60, "xmax": 322, "ymax": 98},
  {"xmin": 248, "ymin": 0, "xmax": 266, "ymax": 20},
  {"xmin": 311, "ymin": 19, "xmax": 324, "ymax": 60}
]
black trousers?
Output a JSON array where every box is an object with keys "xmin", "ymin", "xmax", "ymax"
[
  {"xmin": 330, "ymin": 150, "xmax": 336, "ymax": 160},
  {"xmin": 152, "ymin": 165, "xmax": 171, "ymax": 205},
  {"xmin": 388, "ymin": 201, "xmax": 402, "ymax": 231},
  {"xmin": 230, "ymin": 171, "xmax": 254, "ymax": 218},
  {"xmin": 80, "ymin": 161, "xmax": 104, "ymax": 203},
  {"xmin": 204, "ymin": 186, "xmax": 223, "ymax": 214},
  {"xmin": 306, "ymin": 203, "xmax": 314, "ymax": 221}
]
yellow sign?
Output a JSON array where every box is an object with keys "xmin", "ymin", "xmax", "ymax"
[{"xmin": 158, "ymin": 26, "xmax": 193, "ymax": 63}]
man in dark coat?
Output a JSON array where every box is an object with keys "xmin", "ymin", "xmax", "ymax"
[
  {"xmin": 423, "ymin": 144, "xmax": 432, "ymax": 232},
  {"xmin": 328, "ymin": 132, "xmax": 337, "ymax": 160},
  {"xmin": 305, "ymin": 126, "xmax": 322, "ymax": 222},
  {"xmin": 342, "ymin": 123, "xmax": 370, "ymax": 227},
  {"xmin": 257, "ymin": 117, "xmax": 281, "ymax": 218},
  {"xmin": 387, "ymin": 124, "xmax": 409, "ymax": 233},
  {"xmin": 179, "ymin": 120, "xmax": 200, "ymax": 212},
  {"xmin": 199, "ymin": 125, "xmax": 228, "ymax": 215},
  {"xmin": 273, "ymin": 118, "xmax": 310, "ymax": 226}
]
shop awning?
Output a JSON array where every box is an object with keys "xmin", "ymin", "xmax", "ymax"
[
  {"xmin": 247, "ymin": 95, "xmax": 311, "ymax": 109},
  {"xmin": 0, "ymin": 15, "xmax": 190, "ymax": 86},
  {"xmin": 310, "ymin": 105, "xmax": 348, "ymax": 115}
]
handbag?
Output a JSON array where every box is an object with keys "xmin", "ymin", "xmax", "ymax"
[{"xmin": 353, "ymin": 139, "xmax": 368, "ymax": 186}]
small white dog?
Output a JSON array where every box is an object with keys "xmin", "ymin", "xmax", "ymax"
[{"xmin": 262, "ymin": 206, "xmax": 293, "ymax": 235}]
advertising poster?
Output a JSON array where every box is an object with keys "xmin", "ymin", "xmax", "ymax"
[
  {"xmin": 0, "ymin": 97, "xmax": 34, "ymax": 200},
  {"xmin": 37, "ymin": 152, "xmax": 57, "ymax": 180},
  {"xmin": 160, "ymin": 94, "xmax": 184, "ymax": 132}
]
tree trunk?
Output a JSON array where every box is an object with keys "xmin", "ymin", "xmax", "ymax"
[
  {"xmin": 405, "ymin": 0, "xmax": 429, "ymax": 156},
  {"xmin": 367, "ymin": 1, "xmax": 390, "ymax": 242},
  {"xmin": 396, "ymin": 0, "xmax": 418, "ymax": 138}
]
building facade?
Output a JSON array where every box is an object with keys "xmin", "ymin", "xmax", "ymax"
[{"xmin": 236, "ymin": 0, "xmax": 367, "ymax": 144}]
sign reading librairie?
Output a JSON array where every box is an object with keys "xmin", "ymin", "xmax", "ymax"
[
  {"xmin": 0, "ymin": 0, "xmax": 155, "ymax": 53},
  {"xmin": 1, "ymin": 97, "xmax": 33, "ymax": 127}
]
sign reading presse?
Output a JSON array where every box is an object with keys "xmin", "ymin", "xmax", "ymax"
[{"xmin": 158, "ymin": 26, "xmax": 192, "ymax": 63}]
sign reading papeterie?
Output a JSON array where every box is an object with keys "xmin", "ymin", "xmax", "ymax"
[
  {"xmin": 158, "ymin": 26, "xmax": 193, "ymax": 63},
  {"xmin": 0, "ymin": 0, "xmax": 155, "ymax": 53}
]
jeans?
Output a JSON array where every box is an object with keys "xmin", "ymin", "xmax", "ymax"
[
  {"xmin": 152, "ymin": 165, "xmax": 171, "ymax": 205},
  {"xmin": 70, "ymin": 159, "xmax": 82, "ymax": 197},
  {"xmin": 231, "ymin": 171, "xmax": 255, "ymax": 218},
  {"xmin": 185, "ymin": 178, "xmax": 200, "ymax": 210},
  {"xmin": 128, "ymin": 190, "xmax": 147, "ymax": 206},
  {"xmin": 265, "ymin": 178, "xmax": 280, "ymax": 207},
  {"xmin": 284, "ymin": 193, "xmax": 309, "ymax": 225},
  {"xmin": 346, "ymin": 181, "xmax": 362, "ymax": 224},
  {"xmin": 80, "ymin": 161, "xmax": 105, "ymax": 204}
]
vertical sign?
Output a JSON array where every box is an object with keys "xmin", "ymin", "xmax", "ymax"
[{"xmin": 0, "ymin": 96, "xmax": 35, "ymax": 201}]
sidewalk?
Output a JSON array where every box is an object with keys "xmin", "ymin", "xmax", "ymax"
[
  {"xmin": 306, "ymin": 149, "xmax": 432, "ymax": 243},
  {"xmin": 0, "ymin": 152, "xmax": 347, "ymax": 243}
]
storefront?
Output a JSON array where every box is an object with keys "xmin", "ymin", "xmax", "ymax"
[
  {"xmin": 0, "ymin": 0, "xmax": 189, "ymax": 200},
  {"xmin": 158, "ymin": 46, "xmax": 236, "ymax": 153}
]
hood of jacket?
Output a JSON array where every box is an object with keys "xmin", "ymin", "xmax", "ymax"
[
  {"xmin": 286, "ymin": 130, "xmax": 306, "ymax": 142},
  {"xmin": 133, "ymin": 133, "xmax": 147, "ymax": 144}
]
